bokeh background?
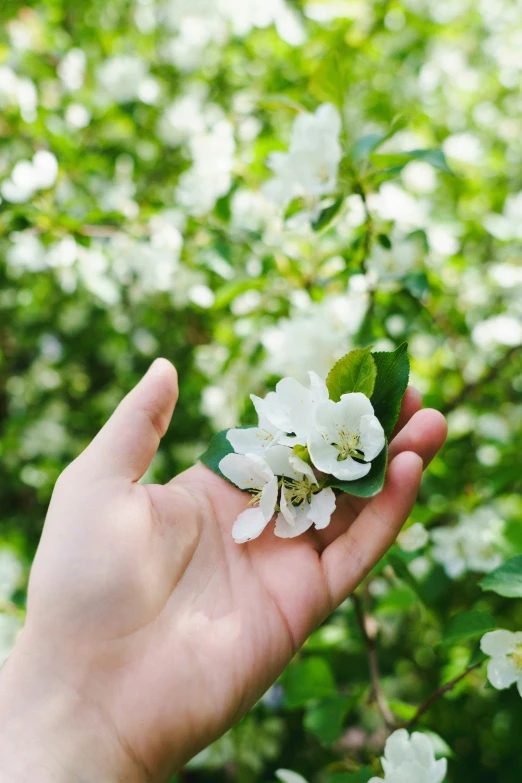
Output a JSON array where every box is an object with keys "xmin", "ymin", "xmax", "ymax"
[{"xmin": 1, "ymin": 1, "xmax": 522, "ymax": 781}]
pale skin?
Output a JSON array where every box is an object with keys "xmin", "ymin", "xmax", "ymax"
[{"xmin": 0, "ymin": 359, "xmax": 447, "ymax": 783}]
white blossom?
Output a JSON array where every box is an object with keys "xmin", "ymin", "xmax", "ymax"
[
  {"xmin": 430, "ymin": 506, "xmax": 505, "ymax": 578},
  {"xmin": 97, "ymin": 55, "xmax": 155, "ymax": 103},
  {"xmin": 398, "ymin": 523, "xmax": 429, "ymax": 553},
  {"xmin": 1, "ymin": 150, "xmax": 58, "ymax": 203},
  {"xmin": 369, "ymin": 729, "xmax": 447, "ymax": 783},
  {"xmin": 472, "ymin": 314, "xmax": 522, "ymax": 351},
  {"xmin": 262, "ymin": 291, "xmax": 368, "ymax": 382},
  {"xmin": 481, "ymin": 630, "xmax": 522, "ymax": 696},
  {"xmin": 252, "ymin": 371, "xmax": 329, "ymax": 447},
  {"xmin": 274, "ymin": 453, "xmax": 336, "ymax": 539},
  {"xmin": 308, "ymin": 393, "xmax": 385, "ymax": 481},
  {"xmin": 262, "ymin": 104, "xmax": 342, "ymax": 211},
  {"xmin": 219, "ymin": 452, "xmax": 279, "ymax": 543},
  {"xmin": 176, "ymin": 120, "xmax": 235, "ymax": 215},
  {"xmin": 57, "ymin": 48, "xmax": 87, "ymax": 91}
]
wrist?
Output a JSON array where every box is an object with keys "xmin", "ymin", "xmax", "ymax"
[{"xmin": 0, "ymin": 632, "xmax": 148, "ymax": 783}]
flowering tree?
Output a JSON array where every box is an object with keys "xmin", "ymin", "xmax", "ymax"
[{"xmin": 1, "ymin": 0, "xmax": 522, "ymax": 781}]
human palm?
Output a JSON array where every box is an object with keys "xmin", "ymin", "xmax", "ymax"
[{"xmin": 15, "ymin": 360, "xmax": 446, "ymax": 783}]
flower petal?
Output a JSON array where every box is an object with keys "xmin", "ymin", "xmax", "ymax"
[
  {"xmin": 227, "ymin": 427, "xmax": 277, "ymax": 456},
  {"xmin": 289, "ymin": 454, "xmax": 317, "ymax": 483},
  {"xmin": 410, "ymin": 732, "xmax": 435, "ymax": 767},
  {"xmin": 252, "ymin": 391, "xmax": 294, "ymax": 433},
  {"xmin": 280, "ymin": 484, "xmax": 298, "ymax": 526},
  {"xmin": 264, "ymin": 445, "xmax": 302, "ymax": 480},
  {"xmin": 308, "ymin": 431, "xmax": 342, "ymax": 474},
  {"xmin": 308, "ymin": 488, "xmax": 336, "ymax": 530},
  {"xmin": 430, "ymin": 758, "xmax": 448, "ymax": 783},
  {"xmin": 383, "ymin": 729, "xmax": 411, "ymax": 769},
  {"xmin": 330, "ymin": 456, "xmax": 371, "ymax": 482},
  {"xmin": 274, "ymin": 508, "xmax": 314, "ymax": 539},
  {"xmin": 232, "ymin": 508, "xmax": 270, "ymax": 544},
  {"xmin": 308, "ymin": 371, "xmax": 329, "ymax": 404},
  {"xmin": 260, "ymin": 476, "xmax": 279, "ymax": 522},
  {"xmin": 219, "ymin": 453, "xmax": 273, "ymax": 490},
  {"xmin": 487, "ymin": 655, "xmax": 519, "ymax": 689},
  {"xmin": 480, "ymin": 630, "xmax": 517, "ymax": 657},
  {"xmin": 359, "ymin": 413, "xmax": 386, "ymax": 461},
  {"xmin": 275, "ymin": 376, "xmax": 315, "ymax": 437}
]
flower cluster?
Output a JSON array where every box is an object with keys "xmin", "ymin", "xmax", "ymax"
[
  {"xmin": 218, "ymin": 372, "xmax": 385, "ymax": 543},
  {"xmin": 430, "ymin": 506, "xmax": 505, "ymax": 578},
  {"xmin": 369, "ymin": 729, "xmax": 447, "ymax": 783}
]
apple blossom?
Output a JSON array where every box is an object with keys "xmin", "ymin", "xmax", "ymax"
[
  {"xmin": 480, "ymin": 630, "xmax": 522, "ymax": 696},
  {"xmin": 308, "ymin": 393, "xmax": 385, "ymax": 481},
  {"xmin": 219, "ymin": 452, "xmax": 279, "ymax": 543},
  {"xmin": 251, "ymin": 371, "xmax": 329, "ymax": 446},
  {"xmin": 369, "ymin": 729, "xmax": 447, "ymax": 783},
  {"xmin": 274, "ymin": 453, "xmax": 336, "ymax": 539}
]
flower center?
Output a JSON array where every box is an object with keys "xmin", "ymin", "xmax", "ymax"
[
  {"xmin": 284, "ymin": 477, "xmax": 320, "ymax": 508},
  {"xmin": 510, "ymin": 645, "xmax": 522, "ymax": 670},
  {"xmin": 333, "ymin": 427, "xmax": 364, "ymax": 462}
]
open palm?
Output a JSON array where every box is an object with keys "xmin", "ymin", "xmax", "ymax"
[{"xmin": 18, "ymin": 360, "xmax": 447, "ymax": 783}]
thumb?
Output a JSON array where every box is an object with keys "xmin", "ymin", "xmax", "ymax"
[{"xmin": 79, "ymin": 359, "xmax": 178, "ymax": 481}]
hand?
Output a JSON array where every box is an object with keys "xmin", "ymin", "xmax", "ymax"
[{"xmin": 0, "ymin": 359, "xmax": 447, "ymax": 783}]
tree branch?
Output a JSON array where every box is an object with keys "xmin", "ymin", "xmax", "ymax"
[
  {"xmin": 352, "ymin": 593, "xmax": 396, "ymax": 729},
  {"xmin": 402, "ymin": 662, "xmax": 482, "ymax": 729}
]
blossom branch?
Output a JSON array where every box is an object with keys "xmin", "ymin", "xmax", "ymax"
[
  {"xmin": 352, "ymin": 593, "xmax": 396, "ymax": 730},
  {"xmin": 402, "ymin": 661, "xmax": 482, "ymax": 730}
]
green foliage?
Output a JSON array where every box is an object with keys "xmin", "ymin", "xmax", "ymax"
[
  {"xmin": 326, "ymin": 347, "xmax": 377, "ymax": 401},
  {"xmin": 281, "ymin": 657, "xmax": 336, "ymax": 708},
  {"xmin": 370, "ymin": 344, "xmax": 410, "ymax": 437},
  {"xmin": 479, "ymin": 556, "xmax": 522, "ymax": 598},
  {"xmin": 442, "ymin": 611, "xmax": 497, "ymax": 646},
  {"xmin": 198, "ymin": 429, "xmax": 237, "ymax": 485}
]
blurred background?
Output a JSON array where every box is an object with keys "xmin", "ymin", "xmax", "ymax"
[{"xmin": 1, "ymin": 0, "xmax": 522, "ymax": 781}]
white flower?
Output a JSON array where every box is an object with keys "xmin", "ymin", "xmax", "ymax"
[
  {"xmin": 251, "ymin": 371, "xmax": 329, "ymax": 446},
  {"xmin": 430, "ymin": 507, "xmax": 504, "ymax": 579},
  {"xmin": 261, "ymin": 291, "xmax": 368, "ymax": 382},
  {"xmin": 176, "ymin": 120, "xmax": 235, "ymax": 216},
  {"xmin": 481, "ymin": 630, "xmax": 522, "ymax": 696},
  {"xmin": 398, "ymin": 523, "xmax": 429, "ymax": 553},
  {"xmin": 308, "ymin": 393, "xmax": 385, "ymax": 481},
  {"xmin": 275, "ymin": 453, "xmax": 336, "ymax": 539},
  {"xmin": 262, "ymin": 103, "xmax": 342, "ymax": 209},
  {"xmin": 1, "ymin": 151, "xmax": 58, "ymax": 203},
  {"xmin": 226, "ymin": 413, "xmax": 282, "ymax": 457},
  {"xmin": 219, "ymin": 452, "xmax": 279, "ymax": 543},
  {"xmin": 369, "ymin": 729, "xmax": 447, "ymax": 783},
  {"xmin": 97, "ymin": 55, "xmax": 151, "ymax": 102}
]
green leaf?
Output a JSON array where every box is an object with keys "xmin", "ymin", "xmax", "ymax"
[
  {"xmin": 371, "ymin": 148, "xmax": 454, "ymax": 175},
  {"xmin": 312, "ymin": 197, "xmax": 344, "ymax": 231},
  {"xmin": 377, "ymin": 233, "xmax": 392, "ymax": 250},
  {"xmin": 281, "ymin": 657, "xmax": 336, "ymax": 708},
  {"xmin": 309, "ymin": 50, "xmax": 349, "ymax": 108},
  {"xmin": 326, "ymin": 347, "xmax": 377, "ymax": 402},
  {"xmin": 198, "ymin": 429, "xmax": 241, "ymax": 486},
  {"xmin": 387, "ymin": 551, "xmax": 427, "ymax": 606},
  {"xmin": 351, "ymin": 133, "xmax": 386, "ymax": 162},
  {"xmin": 479, "ymin": 556, "xmax": 522, "ymax": 598},
  {"xmin": 403, "ymin": 271, "xmax": 430, "ymax": 301},
  {"xmin": 304, "ymin": 696, "xmax": 353, "ymax": 746},
  {"xmin": 442, "ymin": 611, "xmax": 497, "ymax": 646},
  {"xmin": 370, "ymin": 343, "xmax": 410, "ymax": 437},
  {"xmin": 327, "ymin": 441, "xmax": 388, "ymax": 498}
]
